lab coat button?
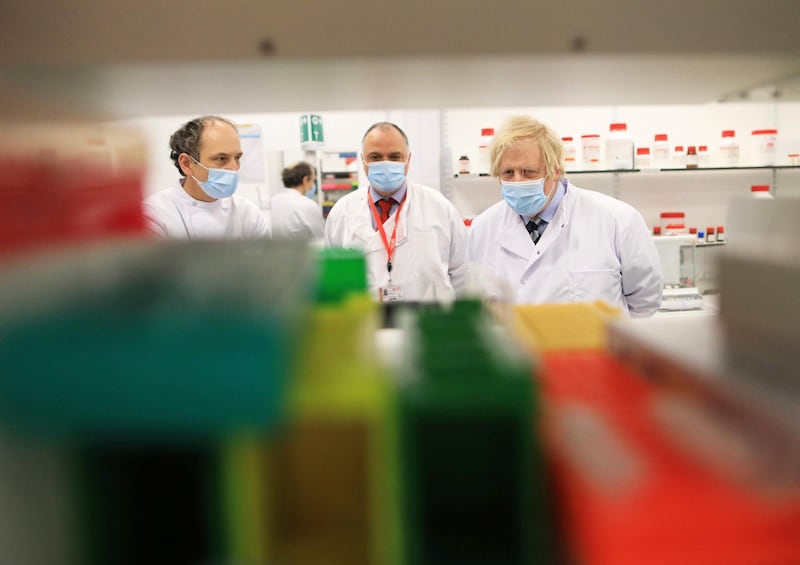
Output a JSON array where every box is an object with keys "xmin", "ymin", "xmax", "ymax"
[{"xmin": 521, "ymin": 279, "xmax": 526, "ymax": 285}]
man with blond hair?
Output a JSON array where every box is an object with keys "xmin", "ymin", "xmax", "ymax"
[{"xmin": 468, "ymin": 115, "xmax": 661, "ymax": 316}]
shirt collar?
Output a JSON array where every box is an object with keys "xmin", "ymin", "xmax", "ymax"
[
  {"xmin": 175, "ymin": 183, "xmax": 226, "ymax": 209},
  {"xmin": 369, "ymin": 182, "xmax": 407, "ymax": 204}
]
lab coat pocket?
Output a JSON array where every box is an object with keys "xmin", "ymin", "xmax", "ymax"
[{"xmin": 568, "ymin": 268, "xmax": 621, "ymax": 303}]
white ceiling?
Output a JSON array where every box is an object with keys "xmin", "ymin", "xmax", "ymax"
[{"xmin": 0, "ymin": 0, "xmax": 799, "ymax": 118}]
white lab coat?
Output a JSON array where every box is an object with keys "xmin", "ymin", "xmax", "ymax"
[
  {"xmin": 143, "ymin": 185, "xmax": 270, "ymax": 239},
  {"xmin": 468, "ymin": 181, "xmax": 662, "ymax": 316},
  {"xmin": 324, "ymin": 182, "xmax": 468, "ymax": 302},
  {"xmin": 270, "ymin": 188, "xmax": 324, "ymax": 239}
]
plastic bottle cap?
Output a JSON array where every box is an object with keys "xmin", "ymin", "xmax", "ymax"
[
  {"xmin": 706, "ymin": 227, "xmax": 715, "ymax": 233},
  {"xmin": 660, "ymin": 212, "xmax": 685, "ymax": 218},
  {"xmin": 687, "ymin": 146, "xmax": 697, "ymax": 152},
  {"xmin": 636, "ymin": 147, "xmax": 651, "ymax": 155},
  {"xmin": 722, "ymin": 130, "xmax": 736, "ymax": 137},
  {"xmin": 481, "ymin": 128, "xmax": 494, "ymax": 136},
  {"xmin": 654, "ymin": 134, "xmax": 668, "ymax": 141},
  {"xmin": 689, "ymin": 227, "xmax": 698, "ymax": 234},
  {"xmin": 699, "ymin": 146, "xmax": 708, "ymax": 151},
  {"xmin": 315, "ymin": 247, "xmax": 368, "ymax": 304},
  {"xmin": 698, "ymin": 231, "xmax": 705, "ymax": 238},
  {"xmin": 609, "ymin": 123, "xmax": 628, "ymax": 131},
  {"xmin": 752, "ymin": 129, "xmax": 778, "ymax": 135},
  {"xmin": 561, "ymin": 136, "xmax": 573, "ymax": 141},
  {"xmin": 751, "ymin": 185, "xmax": 770, "ymax": 192},
  {"xmin": 582, "ymin": 134, "xmax": 600, "ymax": 138},
  {"xmin": 717, "ymin": 226, "xmax": 725, "ymax": 232},
  {"xmin": 675, "ymin": 146, "xmax": 684, "ymax": 151},
  {"xmin": 653, "ymin": 226, "xmax": 662, "ymax": 234}
]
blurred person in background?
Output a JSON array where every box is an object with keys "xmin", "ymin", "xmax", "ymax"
[
  {"xmin": 325, "ymin": 122, "xmax": 468, "ymax": 302},
  {"xmin": 467, "ymin": 115, "xmax": 661, "ymax": 316},
  {"xmin": 143, "ymin": 115, "xmax": 270, "ymax": 239},
  {"xmin": 272, "ymin": 161, "xmax": 324, "ymax": 239}
]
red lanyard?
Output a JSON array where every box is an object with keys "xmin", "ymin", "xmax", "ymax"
[{"xmin": 368, "ymin": 192, "xmax": 407, "ymax": 274}]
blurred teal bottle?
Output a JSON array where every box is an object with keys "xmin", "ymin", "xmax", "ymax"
[{"xmin": 0, "ymin": 239, "xmax": 314, "ymax": 439}]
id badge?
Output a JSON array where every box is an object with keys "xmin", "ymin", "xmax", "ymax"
[{"xmin": 379, "ymin": 285, "xmax": 404, "ymax": 303}]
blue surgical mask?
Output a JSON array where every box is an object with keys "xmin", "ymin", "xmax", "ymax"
[
  {"xmin": 306, "ymin": 180, "xmax": 318, "ymax": 199},
  {"xmin": 191, "ymin": 157, "xmax": 239, "ymax": 199},
  {"xmin": 367, "ymin": 160, "xmax": 406, "ymax": 193},
  {"xmin": 501, "ymin": 178, "xmax": 549, "ymax": 216}
]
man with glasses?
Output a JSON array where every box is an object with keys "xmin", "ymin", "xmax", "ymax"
[
  {"xmin": 468, "ymin": 115, "xmax": 661, "ymax": 316},
  {"xmin": 324, "ymin": 122, "xmax": 468, "ymax": 303}
]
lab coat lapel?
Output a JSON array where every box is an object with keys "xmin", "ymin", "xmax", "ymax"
[
  {"xmin": 350, "ymin": 195, "xmax": 383, "ymax": 253},
  {"xmin": 523, "ymin": 184, "xmax": 576, "ymax": 261},
  {"xmin": 496, "ymin": 206, "xmax": 533, "ymax": 259},
  {"xmin": 390, "ymin": 185, "xmax": 410, "ymax": 248},
  {"xmin": 350, "ymin": 190, "xmax": 408, "ymax": 253}
]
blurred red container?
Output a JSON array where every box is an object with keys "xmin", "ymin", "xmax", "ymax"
[{"xmin": 0, "ymin": 122, "xmax": 147, "ymax": 260}]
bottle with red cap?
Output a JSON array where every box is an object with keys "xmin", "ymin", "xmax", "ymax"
[
  {"xmin": 751, "ymin": 129, "xmax": 778, "ymax": 166},
  {"xmin": 478, "ymin": 128, "xmax": 494, "ymax": 175},
  {"xmin": 750, "ymin": 185, "xmax": 774, "ymax": 199},
  {"xmin": 660, "ymin": 211, "xmax": 686, "ymax": 235},
  {"xmin": 686, "ymin": 146, "xmax": 698, "ymax": 169},
  {"xmin": 672, "ymin": 145, "xmax": 686, "ymax": 168},
  {"xmin": 653, "ymin": 133, "xmax": 670, "ymax": 167},
  {"xmin": 635, "ymin": 147, "xmax": 652, "ymax": 169},
  {"xmin": 562, "ymin": 136, "xmax": 577, "ymax": 169},
  {"xmin": 698, "ymin": 145, "xmax": 710, "ymax": 167},
  {"xmin": 606, "ymin": 122, "xmax": 634, "ymax": 170},
  {"xmin": 581, "ymin": 134, "xmax": 601, "ymax": 169},
  {"xmin": 719, "ymin": 130, "xmax": 739, "ymax": 167}
]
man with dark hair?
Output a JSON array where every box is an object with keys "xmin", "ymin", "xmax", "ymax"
[
  {"xmin": 325, "ymin": 122, "xmax": 468, "ymax": 302},
  {"xmin": 143, "ymin": 116, "xmax": 270, "ymax": 239},
  {"xmin": 272, "ymin": 161, "xmax": 324, "ymax": 239}
]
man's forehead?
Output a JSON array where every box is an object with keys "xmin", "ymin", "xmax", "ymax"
[
  {"xmin": 200, "ymin": 124, "xmax": 241, "ymax": 154},
  {"xmin": 502, "ymin": 140, "xmax": 541, "ymax": 161},
  {"xmin": 363, "ymin": 128, "xmax": 407, "ymax": 150}
]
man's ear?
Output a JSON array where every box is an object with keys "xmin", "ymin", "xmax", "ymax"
[{"xmin": 178, "ymin": 153, "xmax": 194, "ymax": 177}]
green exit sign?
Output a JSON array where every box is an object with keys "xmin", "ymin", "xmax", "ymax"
[{"xmin": 300, "ymin": 114, "xmax": 324, "ymax": 149}]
